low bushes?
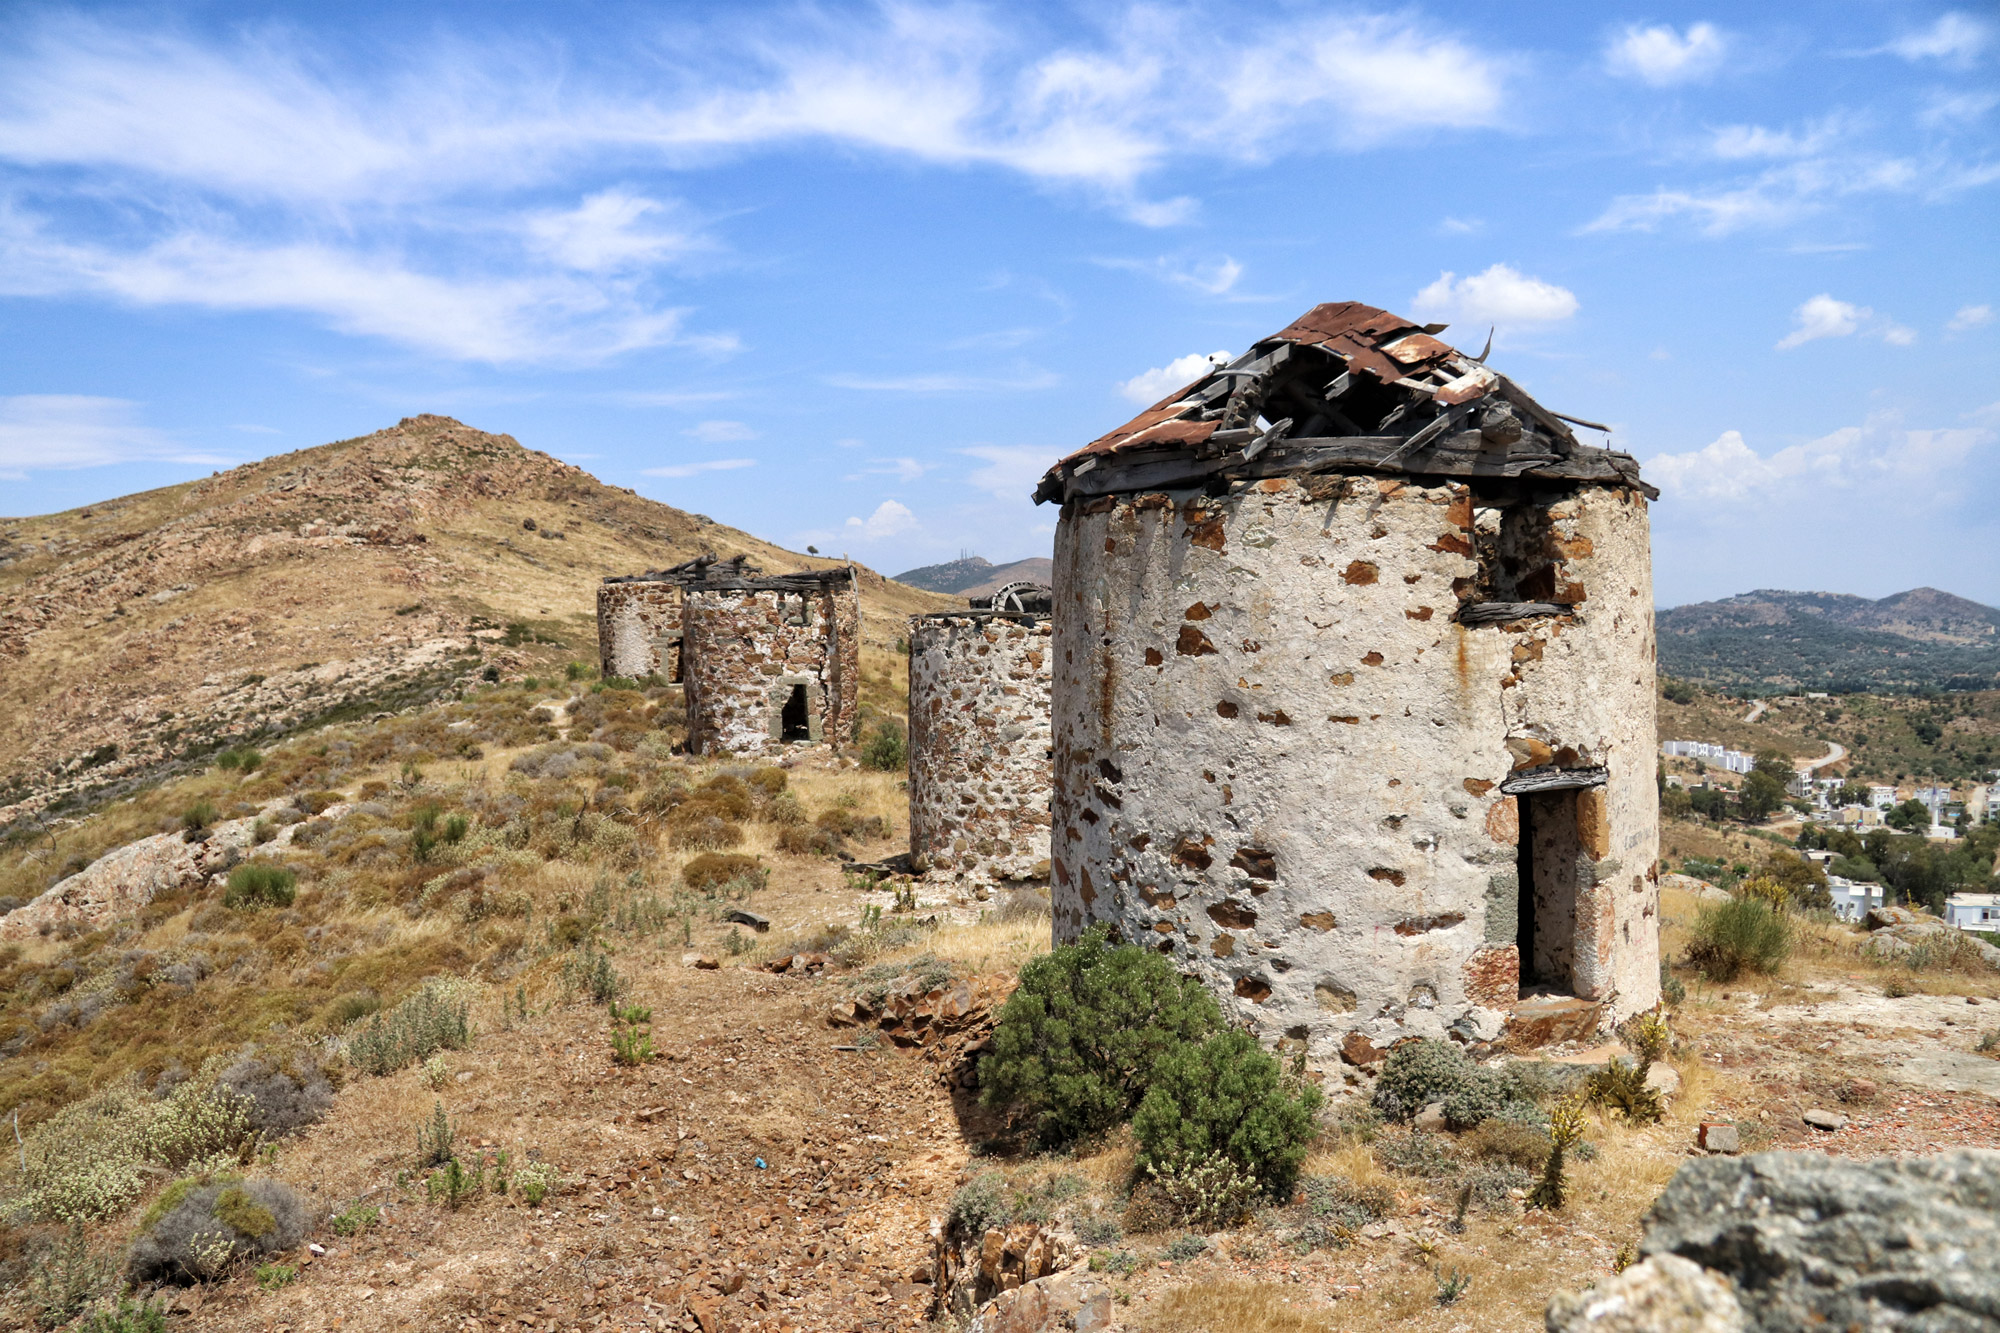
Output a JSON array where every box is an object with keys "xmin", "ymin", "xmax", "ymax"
[
  {"xmin": 345, "ymin": 979, "xmax": 473, "ymax": 1076},
  {"xmin": 859, "ymin": 722, "xmax": 906, "ymax": 772},
  {"xmin": 681, "ymin": 853, "xmax": 765, "ymax": 894},
  {"xmin": 1133, "ymin": 1030, "xmax": 1322, "ymax": 1200},
  {"xmin": 1685, "ymin": 896, "xmax": 1792, "ymax": 981},
  {"xmin": 1371, "ymin": 1038, "xmax": 1542, "ymax": 1130},
  {"xmin": 223, "ymin": 863, "xmax": 296, "ymax": 909},
  {"xmin": 981, "ymin": 926, "xmax": 1223, "ymax": 1148},
  {"xmin": 128, "ymin": 1176, "xmax": 309, "ymax": 1284}
]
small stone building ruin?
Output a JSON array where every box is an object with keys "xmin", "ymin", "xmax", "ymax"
[
  {"xmin": 907, "ymin": 583, "xmax": 1055, "ymax": 885},
  {"xmin": 1035, "ymin": 301, "xmax": 1661, "ymax": 1059},
  {"xmin": 597, "ymin": 554, "xmax": 861, "ymax": 757}
]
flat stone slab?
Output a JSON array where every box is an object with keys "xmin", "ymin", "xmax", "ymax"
[{"xmin": 1506, "ymin": 996, "xmax": 1602, "ymax": 1047}]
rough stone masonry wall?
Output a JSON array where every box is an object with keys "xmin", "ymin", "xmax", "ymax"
[
  {"xmin": 596, "ymin": 582, "xmax": 682, "ymax": 680},
  {"xmin": 683, "ymin": 584, "xmax": 861, "ymax": 757},
  {"xmin": 907, "ymin": 615, "xmax": 1054, "ymax": 884},
  {"xmin": 1048, "ymin": 474, "xmax": 1659, "ymax": 1061}
]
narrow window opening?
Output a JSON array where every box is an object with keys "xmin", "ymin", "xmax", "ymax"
[
  {"xmin": 1516, "ymin": 789, "xmax": 1581, "ymax": 995},
  {"xmin": 666, "ymin": 636, "xmax": 683, "ymax": 684},
  {"xmin": 779, "ymin": 684, "xmax": 811, "ymax": 741}
]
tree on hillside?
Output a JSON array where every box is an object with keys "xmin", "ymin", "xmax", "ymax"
[
  {"xmin": 1753, "ymin": 751, "xmax": 1793, "ymax": 782},
  {"xmin": 1885, "ymin": 799, "xmax": 1931, "ymax": 833},
  {"xmin": 1740, "ymin": 770, "xmax": 1788, "ymax": 821}
]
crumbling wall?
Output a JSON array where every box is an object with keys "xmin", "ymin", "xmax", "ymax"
[
  {"xmin": 1048, "ymin": 474, "xmax": 1657, "ymax": 1061},
  {"xmin": 683, "ymin": 583, "xmax": 861, "ymax": 756},
  {"xmin": 907, "ymin": 614, "xmax": 1054, "ymax": 884},
  {"xmin": 596, "ymin": 581, "xmax": 682, "ymax": 681}
]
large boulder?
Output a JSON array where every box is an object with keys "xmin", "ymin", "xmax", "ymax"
[
  {"xmin": 0, "ymin": 831, "xmax": 201, "ymax": 941},
  {"xmin": 1546, "ymin": 1254, "xmax": 1746, "ymax": 1332},
  {"xmin": 1865, "ymin": 904, "xmax": 1931, "ymax": 931},
  {"xmin": 1639, "ymin": 1150, "xmax": 2000, "ymax": 1332},
  {"xmin": 1661, "ymin": 873, "xmax": 1731, "ymax": 904},
  {"xmin": 0, "ymin": 801, "xmax": 323, "ymax": 941}
]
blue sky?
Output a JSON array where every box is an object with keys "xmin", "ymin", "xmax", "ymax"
[{"xmin": 0, "ymin": 1, "xmax": 1995, "ymax": 607}]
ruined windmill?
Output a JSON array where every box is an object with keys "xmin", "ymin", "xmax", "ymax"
[
  {"xmin": 1035, "ymin": 301, "xmax": 1661, "ymax": 1058},
  {"xmin": 906, "ymin": 582, "xmax": 1055, "ymax": 886},
  {"xmin": 597, "ymin": 553, "xmax": 861, "ymax": 756}
]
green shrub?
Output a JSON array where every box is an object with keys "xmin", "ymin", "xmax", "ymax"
[
  {"xmin": 1163, "ymin": 1232, "xmax": 1210, "ymax": 1262},
  {"xmin": 980, "ymin": 925, "xmax": 1222, "ymax": 1146},
  {"xmin": 26, "ymin": 1223, "xmax": 109, "ymax": 1328},
  {"xmin": 859, "ymin": 722, "xmax": 906, "ymax": 772},
  {"xmin": 330, "ymin": 1201, "xmax": 380, "ymax": 1236},
  {"xmin": 1373, "ymin": 1038, "xmax": 1473, "ymax": 1121},
  {"xmin": 948, "ymin": 1171, "xmax": 1012, "ymax": 1236},
  {"xmin": 255, "ymin": 1262, "xmax": 297, "ymax": 1291},
  {"xmin": 561, "ymin": 946, "xmax": 622, "ymax": 1005},
  {"xmin": 1659, "ymin": 961, "xmax": 1687, "ymax": 1007},
  {"xmin": 346, "ymin": 979, "xmax": 473, "ymax": 1076},
  {"xmin": 425, "ymin": 1155, "xmax": 483, "ymax": 1209},
  {"xmin": 128, "ymin": 1177, "xmax": 308, "ymax": 1283},
  {"xmin": 1144, "ymin": 1153, "xmax": 1263, "ymax": 1230},
  {"xmin": 415, "ymin": 1100, "xmax": 454, "ymax": 1167},
  {"xmin": 225, "ymin": 862, "xmax": 297, "ymax": 909},
  {"xmin": 610, "ymin": 1001, "xmax": 654, "ymax": 1065},
  {"xmin": 181, "ymin": 800, "xmax": 220, "ymax": 834},
  {"xmin": 514, "ymin": 1161, "xmax": 560, "ymax": 1206},
  {"xmin": 1685, "ymin": 896, "xmax": 1792, "ymax": 981},
  {"xmin": 79, "ymin": 1297, "xmax": 169, "ymax": 1333},
  {"xmin": 1132, "ymin": 1030, "xmax": 1321, "ymax": 1199},
  {"xmin": 682, "ymin": 852, "xmax": 764, "ymax": 893}
]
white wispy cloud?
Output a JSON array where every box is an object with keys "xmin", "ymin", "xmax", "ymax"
[
  {"xmin": 525, "ymin": 191, "xmax": 707, "ymax": 273},
  {"xmin": 1438, "ymin": 216, "xmax": 1483, "ymax": 235},
  {"xmin": 0, "ymin": 213, "xmax": 713, "ymax": 364},
  {"xmin": 1580, "ymin": 153, "xmax": 1946, "ymax": 237},
  {"xmin": 1411, "ymin": 263, "xmax": 1578, "ymax": 328},
  {"xmin": 1774, "ymin": 294, "xmax": 1916, "ymax": 350},
  {"xmin": 1605, "ymin": 22, "xmax": 1728, "ymax": 86},
  {"xmin": 859, "ymin": 457, "xmax": 930, "ymax": 482},
  {"xmin": 845, "ymin": 499, "xmax": 917, "ymax": 540},
  {"xmin": 1778, "ymin": 294, "xmax": 1869, "ymax": 349},
  {"xmin": 1646, "ymin": 406, "xmax": 1996, "ymax": 503},
  {"xmin": 0, "ymin": 8, "xmax": 1520, "ymax": 358},
  {"xmin": 1708, "ymin": 117, "xmax": 1844, "ymax": 161},
  {"xmin": 824, "ymin": 370, "xmax": 1059, "ymax": 393},
  {"xmin": 1879, "ymin": 11, "xmax": 1993, "ymax": 65},
  {"xmin": 1099, "ymin": 254, "xmax": 1244, "ymax": 296},
  {"xmin": 961, "ymin": 444, "xmax": 1058, "ymax": 501},
  {"xmin": 1948, "ymin": 303, "xmax": 1994, "ymax": 332},
  {"xmin": 1118, "ymin": 351, "xmax": 1230, "ymax": 405},
  {"xmin": 641, "ymin": 457, "xmax": 756, "ymax": 478},
  {"xmin": 683, "ymin": 419, "xmax": 757, "ymax": 442},
  {"xmin": 0, "ymin": 394, "xmax": 202, "ymax": 473}
]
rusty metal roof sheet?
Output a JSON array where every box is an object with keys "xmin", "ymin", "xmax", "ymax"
[{"xmin": 1038, "ymin": 300, "xmax": 1653, "ymax": 504}]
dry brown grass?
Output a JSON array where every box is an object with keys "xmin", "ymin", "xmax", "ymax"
[{"xmin": 1143, "ymin": 1280, "xmax": 1340, "ymax": 1332}]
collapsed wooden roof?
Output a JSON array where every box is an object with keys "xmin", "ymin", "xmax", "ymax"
[
  {"xmin": 604, "ymin": 552, "xmax": 854, "ymax": 593},
  {"xmin": 1034, "ymin": 301, "xmax": 1656, "ymax": 505}
]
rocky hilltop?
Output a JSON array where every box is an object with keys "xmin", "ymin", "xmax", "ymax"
[{"xmin": 0, "ymin": 415, "xmax": 951, "ymax": 822}]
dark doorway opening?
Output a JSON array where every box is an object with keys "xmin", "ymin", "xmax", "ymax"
[
  {"xmin": 667, "ymin": 638, "xmax": 683, "ymax": 684},
  {"xmin": 1515, "ymin": 790, "xmax": 1581, "ymax": 993},
  {"xmin": 779, "ymin": 684, "xmax": 811, "ymax": 741}
]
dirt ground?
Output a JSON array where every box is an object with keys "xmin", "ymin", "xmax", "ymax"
[{"xmin": 122, "ymin": 876, "xmax": 1998, "ymax": 1333}]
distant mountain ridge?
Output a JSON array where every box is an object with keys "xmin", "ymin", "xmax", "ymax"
[
  {"xmin": 1657, "ymin": 587, "xmax": 2000, "ymax": 692},
  {"xmin": 893, "ymin": 555, "xmax": 1054, "ymax": 600}
]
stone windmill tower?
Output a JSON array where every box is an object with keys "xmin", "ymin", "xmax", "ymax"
[{"xmin": 1034, "ymin": 301, "xmax": 1661, "ymax": 1060}]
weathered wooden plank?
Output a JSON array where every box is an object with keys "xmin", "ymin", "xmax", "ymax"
[
  {"xmin": 1456, "ymin": 602, "xmax": 1569, "ymax": 625},
  {"xmin": 1500, "ymin": 765, "xmax": 1607, "ymax": 795}
]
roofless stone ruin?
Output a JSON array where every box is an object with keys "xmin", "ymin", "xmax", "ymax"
[
  {"xmin": 906, "ymin": 582, "xmax": 1055, "ymax": 888},
  {"xmin": 597, "ymin": 553, "xmax": 861, "ymax": 757},
  {"xmin": 1036, "ymin": 301, "xmax": 1662, "ymax": 1060}
]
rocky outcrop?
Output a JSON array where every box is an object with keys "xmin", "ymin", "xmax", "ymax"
[
  {"xmin": 829, "ymin": 973, "xmax": 1016, "ymax": 1089},
  {"xmin": 932, "ymin": 1221, "xmax": 1082, "ymax": 1324},
  {"xmin": 965, "ymin": 1269, "xmax": 1111, "ymax": 1333},
  {"xmin": 1863, "ymin": 904, "xmax": 2000, "ymax": 969},
  {"xmin": 1549, "ymin": 1150, "xmax": 2000, "ymax": 1332},
  {"xmin": 1660, "ymin": 873, "xmax": 1730, "ymax": 903},
  {"xmin": 0, "ymin": 802, "xmax": 328, "ymax": 940},
  {"xmin": 1546, "ymin": 1254, "xmax": 1746, "ymax": 1332}
]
